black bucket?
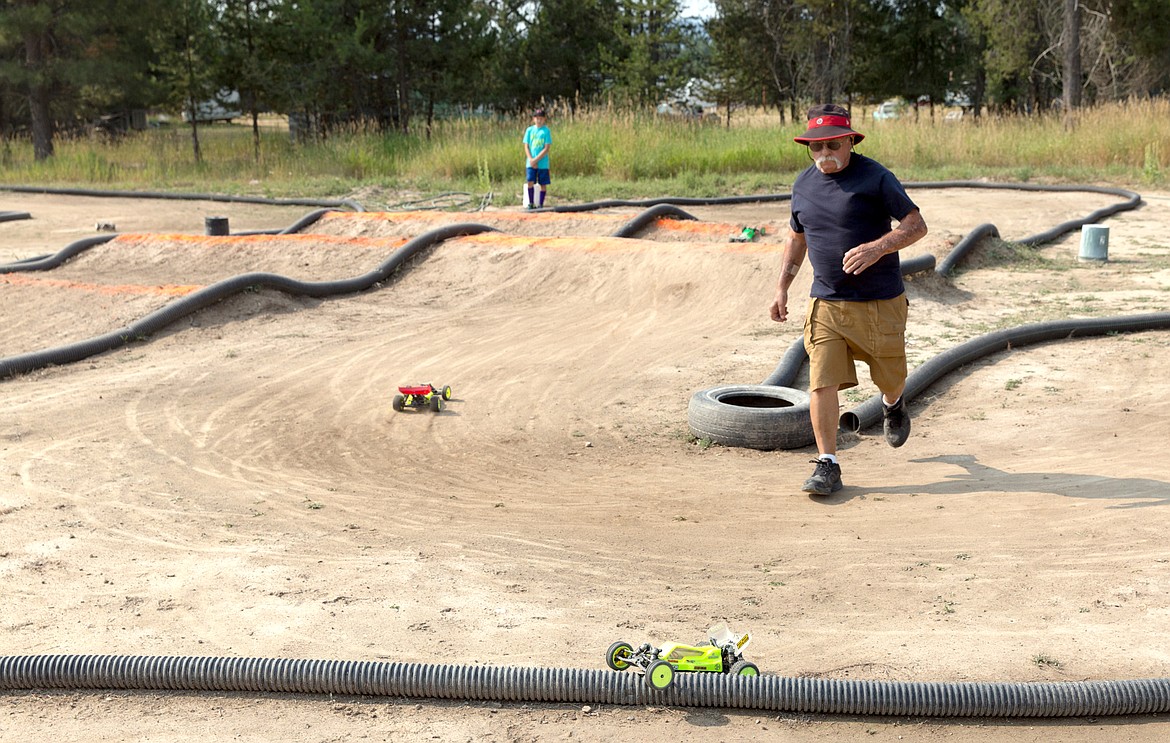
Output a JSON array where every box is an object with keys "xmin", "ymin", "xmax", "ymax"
[{"xmin": 205, "ymin": 216, "xmax": 230, "ymax": 236}]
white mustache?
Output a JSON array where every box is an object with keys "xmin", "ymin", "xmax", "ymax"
[{"xmin": 815, "ymin": 155, "xmax": 844, "ymax": 170}]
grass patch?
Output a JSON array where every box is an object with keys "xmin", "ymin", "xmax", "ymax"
[{"xmin": 1, "ymin": 99, "xmax": 1166, "ymax": 202}]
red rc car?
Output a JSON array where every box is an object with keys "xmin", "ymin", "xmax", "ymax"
[{"xmin": 392, "ymin": 383, "xmax": 452, "ymax": 413}]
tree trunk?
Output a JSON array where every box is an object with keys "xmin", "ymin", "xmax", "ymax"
[
  {"xmin": 425, "ymin": 95, "xmax": 434, "ymax": 141},
  {"xmin": 187, "ymin": 102, "xmax": 203, "ymax": 164},
  {"xmin": 1063, "ymin": 0, "xmax": 1082, "ymax": 111},
  {"xmin": 23, "ymin": 30, "xmax": 54, "ymax": 161},
  {"xmin": 252, "ymin": 109, "xmax": 261, "ymax": 163},
  {"xmin": 395, "ymin": 3, "xmax": 411, "ymax": 135}
]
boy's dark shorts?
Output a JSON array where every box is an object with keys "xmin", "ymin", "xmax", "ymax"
[
  {"xmin": 525, "ymin": 167, "xmax": 551, "ymax": 186},
  {"xmin": 803, "ymin": 294, "xmax": 909, "ymax": 393}
]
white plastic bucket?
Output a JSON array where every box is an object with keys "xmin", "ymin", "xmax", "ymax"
[{"xmin": 1078, "ymin": 224, "xmax": 1109, "ymax": 261}]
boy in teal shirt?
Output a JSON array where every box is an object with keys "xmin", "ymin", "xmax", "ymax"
[{"xmin": 523, "ymin": 108, "xmax": 552, "ymax": 209}]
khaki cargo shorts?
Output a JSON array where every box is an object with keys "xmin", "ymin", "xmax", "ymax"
[{"xmin": 803, "ymin": 294, "xmax": 909, "ymax": 392}]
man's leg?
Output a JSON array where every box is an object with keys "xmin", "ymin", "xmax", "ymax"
[
  {"xmin": 803, "ymin": 298, "xmax": 852, "ymax": 495},
  {"xmin": 803, "ymin": 384, "xmax": 843, "ymax": 495},
  {"xmin": 863, "ymin": 296, "xmax": 911, "ymax": 448},
  {"xmin": 879, "ymin": 380, "xmax": 905, "ymax": 408},
  {"xmin": 881, "ymin": 382, "xmax": 911, "ymax": 448},
  {"xmin": 810, "ymin": 385, "xmax": 840, "ymax": 457}
]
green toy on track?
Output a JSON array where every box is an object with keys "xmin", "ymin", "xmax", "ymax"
[
  {"xmin": 730, "ymin": 225, "xmax": 765, "ymax": 243},
  {"xmin": 605, "ymin": 624, "xmax": 758, "ymax": 690}
]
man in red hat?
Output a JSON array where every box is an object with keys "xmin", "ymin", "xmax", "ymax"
[{"xmin": 768, "ymin": 104, "xmax": 928, "ymax": 495}]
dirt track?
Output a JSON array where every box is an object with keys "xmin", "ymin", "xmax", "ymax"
[{"xmin": 2, "ymin": 187, "xmax": 1170, "ymax": 742}]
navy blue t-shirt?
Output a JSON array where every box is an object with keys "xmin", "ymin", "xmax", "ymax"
[{"xmin": 790, "ymin": 154, "xmax": 918, "ymax": 301}]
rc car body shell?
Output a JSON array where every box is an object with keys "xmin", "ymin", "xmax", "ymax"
[
  {"xmin": 655, "ymin": 640, "xmax": 727, "ymax": 672},
  {"xmin": 392, "ymin": 383, "xmax": 452, "ymax": 413}
]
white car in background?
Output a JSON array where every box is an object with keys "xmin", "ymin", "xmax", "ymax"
[
  {"xmin": 872, "ymin": 100, "xmax": 901, "ymax": 120},
  {"xmin": 182, "ymin": 90, "xmax": 242, "ymax": 123}
]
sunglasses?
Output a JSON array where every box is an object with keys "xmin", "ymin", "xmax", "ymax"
[{"xmin": 808, "ymin": 139, "xmax": 850, "ymax": 152}]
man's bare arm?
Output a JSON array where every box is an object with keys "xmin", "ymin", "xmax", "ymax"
[
  {"xmin": 842, "ymin": 209, "xmax": 928, "ymax": 275},
  {"xmin": 769, "ymin": 228, "xmax": 808, "ymax": 322}
]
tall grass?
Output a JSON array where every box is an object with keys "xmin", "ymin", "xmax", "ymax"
[
  {"xmin": 860, "ymin": 97, "xmax": 1170, "ymax": 183},
  {"xmin": 0, "ymin": 99, "xmax": 1165, "ymax": 203}
]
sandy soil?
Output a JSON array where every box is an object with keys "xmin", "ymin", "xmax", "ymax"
[{"xmin": 2, "ymin": 185, "xmax": 1169, "ymax": 742}]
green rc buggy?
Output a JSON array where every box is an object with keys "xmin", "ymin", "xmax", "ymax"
[
  {"xmin": 605, "ymin": 624, "xmax": 759, "ymax": 690},
  {"xmin": 729, "ymin": 225, "xmax": 765, "ymax": 243}
]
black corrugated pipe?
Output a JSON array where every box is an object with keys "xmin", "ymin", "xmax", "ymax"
[
  {"xmin": 0, "ymin": 209, "xmax": 346, "ymax": 274},
  {"xmin": 840, "ymin": 312, "xmax": 1170, "ymax": 433},
  {"xmin": 761, "ymin": 337, "xmax": 809, "ymax": 388},
  {"xmin": 611, "ymin": 203, "xmax": 698, "ymax": 238},
  {"xmin": 3, "ymin": 254, "xmax": 48, "ymax": 265},
  {"xmin": 0, "ymin": 184, "xmax": 364, "ymax": 212},
  {"xmin": 0, "ymin": 203, "xmax": 710, "ymax": 379},
  {"xmin": 3, "ymin": 654, "xmax": 1170, "ymax": 718},
  {"xmin": 919, "ymin": 183, "xmax": 1140, "ymax": 277},
  {"xmin": 551, "ymin": 183, "xmax": 1138, "ymax": 231},
  {"xmin": 553, "ymin": 193, "xmax": 793, "ymax": 212},
  {"xmin": 0, "ymin": 234, "xmax": 117, "ymax": 273},
  {"xmin": 1, "ymin": 201, "xmax": 694, "ymax": 272},
  {"xmin": 935, "ymin": 223, "xmax": 1000, "ymax": 277},
  {"xmin": 0, "ymin": 223, "xmax": 496, "ymax": 380},
  {"xmin": 903, "ymin": 182, "xmax": 1141, "ymax": 249},
  {"xmin": 233, "ymin": 207, "xmax": 336, "ymax": 237}
]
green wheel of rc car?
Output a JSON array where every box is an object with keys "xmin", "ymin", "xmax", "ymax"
[
  {"xmin": 730, "ymin": 660, "xmax": 759, "ymax": 678},
  {"xmin": 645, "ymin": 660, "xmax": 675, "ymax": 690},
  {"xmin": 605, "ymin": 641, "xmax": 634, "ymax": 671},
  {"xmin": 440, "ymin": 385, "xmax": 453, "ymax": 400},
  {"xmin": 430, "ymin": 396, "xmax": 443, "ymax": 413},
  {"xmin": 392, "ymin": 394, "xmax": 405, "ymax": 412}
]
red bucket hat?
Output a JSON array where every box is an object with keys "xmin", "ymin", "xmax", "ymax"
[{"xmin": 793, "ymin": 103, "xmax": 864, "ymax": 144}]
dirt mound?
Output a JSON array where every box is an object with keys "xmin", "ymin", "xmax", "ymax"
[{"xmin": 3, "ymin": 188, "xmax": 1170, "ymax": 742}]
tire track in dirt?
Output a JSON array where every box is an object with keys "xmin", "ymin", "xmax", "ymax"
[{"xmin": 6, "ymin": 191, "xmax": 1170, "ymax": 733}]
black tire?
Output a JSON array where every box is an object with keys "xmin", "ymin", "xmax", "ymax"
[
  {"xmin": 392, "ymin": 394, "xmax": 405, "ymax": 412},
  {"xmin": 430, "ymin": 396, "xmax": 443, "ymax": 413},
  {"xmin": 730, "ymin": 659, "xmax": 760, "ymax": 678},
  {"xmin": 687, "ymin": 384, "xmax": 814, "ymax": 450},
  {"xmin": 440, "ymin": 385, "xmax": 452, "ymax": 400},
  {"xmin": 606, "ymin": 641, "xmax": 634, "ymax": 671}
]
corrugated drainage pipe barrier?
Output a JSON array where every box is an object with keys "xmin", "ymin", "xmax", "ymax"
[
  {"xmin": 0, "ymin": 223, "xmax": 496, "ymax": 380},
  {"xmin": 840, "ymin": 312, "xmax": 1170, "ymax": 434},
  {"xmin": 0, "ymin": 184, "xmax": 365, "ymax": 212},
  {"xmin": 611, "ymin": 203, "xmax": 698, "ymax": 238},
  {"xmin": 0, "ymin": 209, "xmax": 341, "ymax": 272},
  {"xmin": 0, "ymin": 200, "xmax": 703, "ymax": 380},
  {"xmin": 4, "ymin": 655, "xmax": 1170, "ymax": 717}
]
